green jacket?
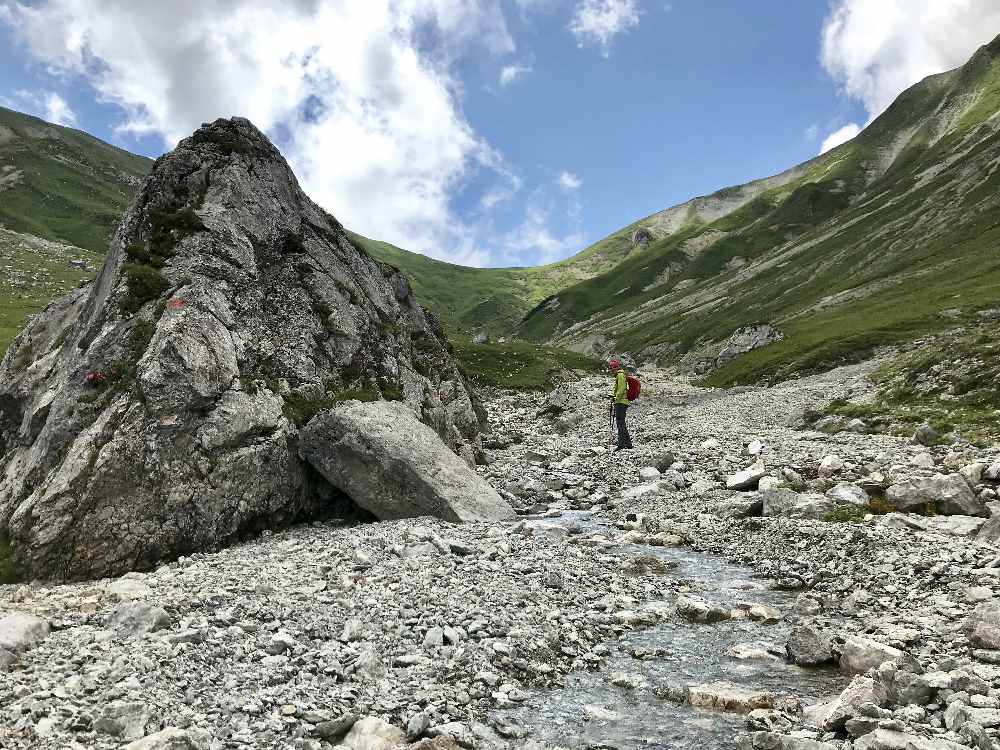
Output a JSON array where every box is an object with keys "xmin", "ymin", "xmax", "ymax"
[{"xmin": 611, "ymin": 370, "xmax": 629, "ymax": 405}]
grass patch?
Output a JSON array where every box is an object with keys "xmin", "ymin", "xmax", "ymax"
[
  {"xmin": 121, "ymin": 264, "xmax": 171, "ymax": 314},
  {"xmin": 824, "ymin": 505, "xmax": 870, "ymax": 523},
  {"xmin": 452, "ymin": 339, "xmax": 603, "ymax": 391},
  {"xmin": 819, "ymin": 321, "xmax": 1000, "ymax": 443}
]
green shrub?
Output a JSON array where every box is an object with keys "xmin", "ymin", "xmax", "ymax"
[
  {"xmin": 122, "ymin": 264, "xmax": 171, "ymax": 314},
  {"xmin": 868, "ymin": 496, "xmax": 896, "ymax": 515},
  {"xmin": 0, "ymin": 535, "xmax": 15, "ymax": 584},
  {"xmin": 824, "ymin": 505, "xmax": 870, "ymax": 523},
  {"xmin": 12, "ymin": 340, "xmax": 33, "ymax": 371}
]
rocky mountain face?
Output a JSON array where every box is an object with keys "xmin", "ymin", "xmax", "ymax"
[
  {"xmin": 517, "ymin": 35, "xmax": 1000, "ymax": 384},
  {"xmin": 0, "ymin": 117, "xmax": 493, "ymax": 582}
]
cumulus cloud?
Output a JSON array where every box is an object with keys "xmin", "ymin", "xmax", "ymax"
[
  {"xmin": 557, "ymin": 171, "xmax": 582, "ymax": 190},
  {"xmin": 11, "ymin": 89, "xmax": 77, "ymax": 126},
  {"xmin": 569, "ymin": 0, "xmax": 640, "ymax": 56},
  {"xmin": 820, "ymin": 0, "xmax": 1000, "ymax": 129},
  {"xmin": 499, "ymin": 63, "xmax": 533, "ymax": 87},
  {"xmin": 819, "ymin": 123, "xmax": 861, "ymax": 154},
  {"xmin": 43, "ymin": 92, "xmax": 76, "ymax": 126},
  {"xmin": 0, "ymin": 0, "xmax": 522, "ymax": 264}
]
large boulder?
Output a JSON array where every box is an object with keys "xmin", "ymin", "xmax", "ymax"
[
  {"xmin": 0, "ymin": 610, "xmax": 50, "ymax": 654},
  {"xmin": 786, "ymin": 624, "xmax": 833, "ymax": 666},
  {"xmin": 885, "ymin": 474, "xmax": 986, "ymax": 517},
  {"xmin": 762, "ymin": 489, "xmax": 834, "ymax": 520},
  {"xmin": 299, "ymin": 400, "xmax": 512, "ymax": 523},
  {"xmin": 0, "ymin": 118, "xmax": 486, "ymax": 581},
  {"xmin": 716, "ymin": 324, "xmax": 783, "ymax": 367},
  {"xmin": 804, "ymin": 675, "xmax": 887, "ymax": 731},
  {"xmin": 839, "ymin": 635, "xmax": 905, "ymax": 674},
  {"xmin": 964, "ymin": 600, "xmax": 1000, "ymax": 649}
]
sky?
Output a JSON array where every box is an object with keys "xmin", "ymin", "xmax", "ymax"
[{"xmin": 2, "ymin": 1, "xmax": 1000, "ymax": 268}]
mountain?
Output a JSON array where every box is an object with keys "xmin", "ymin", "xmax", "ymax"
[
  {"xmin": 517, "ymin": 36, "xmax": 1000, "ymax": 385},
  {"xmin": 0, "ymin": 107, "xmax": 153, "ymax": 252},
  {"xmin": 0, "ymin": 107, "xmax": 154, "ymax": 354},
  {"xmin": 348, "ymin": 227, "xmax": 642, "ymax": 336},
  {"xmin": 4, "ymin": 34, "xmax": 1000, "ymax": 390}
]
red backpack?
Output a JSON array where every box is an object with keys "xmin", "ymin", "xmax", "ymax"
[{"xmin": 625, "ymin": 375, "xmax": 641, "ymax": 401}]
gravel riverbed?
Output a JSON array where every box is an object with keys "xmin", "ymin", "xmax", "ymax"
[{"xmin": 3, "ymin": 362, "xmax": 1000, "ymax": 750}]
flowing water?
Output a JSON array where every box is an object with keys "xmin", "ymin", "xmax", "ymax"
[{"xmin": 499, "ymin": 511, "xmax": 846, "ymax": 749}]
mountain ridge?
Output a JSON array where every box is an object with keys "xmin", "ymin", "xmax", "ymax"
[{"xmin": 3, "ymin": 34, "xmax": 1000, "ymax": 389}]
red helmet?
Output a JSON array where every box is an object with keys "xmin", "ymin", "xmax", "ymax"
[{"xmin": 608, "ymin": 358, "xmax": 622, "ymax": 370}]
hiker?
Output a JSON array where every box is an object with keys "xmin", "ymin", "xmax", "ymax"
[{"xmin": 608, "ymin": 358, "xmax": 635, "ymax": 451}]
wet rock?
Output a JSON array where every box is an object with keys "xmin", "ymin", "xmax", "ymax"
[
  {"xmin": 786, "ymin": 625, "xmax": 833, "ymax": 666},
  {"xmin": 687, "ymin": 681, "xmax": 775, "ymax": 712},
  {"xmin": 677, "ymin": 595, "xmax": 730, "ymax": 623},
  {"xmin": 804, "ymin": 675, "xmax": 887, "ymax": 731},
  {"xmin": 300, "ymin": 401, "xmax": 513, "ymax": 523}
]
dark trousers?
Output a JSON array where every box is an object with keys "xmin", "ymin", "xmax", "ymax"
[{"xmin": 614, "ymin": 403, "xmax": 633, "ymax": 448}]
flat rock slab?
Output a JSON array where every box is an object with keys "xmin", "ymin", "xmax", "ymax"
[{"xmin": 301, "ymin": 400, "xmax": 513, "ymax": 523}]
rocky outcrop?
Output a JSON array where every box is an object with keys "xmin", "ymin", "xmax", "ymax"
[
  {"xmin": 716, "ymin": 324, "xmax": 784, "ymax": 367},
  {"xmin": 0, "ymin": 117, "xmax": 486, "ymax": 581},
  {"xmin": 299, "ymin": 400, "xmax": 512, "ymax": 523}
]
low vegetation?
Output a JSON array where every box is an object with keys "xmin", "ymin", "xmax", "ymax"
[
  {"xmin": 824, "ymin": 320, "xmax": 1000, "ymax": 444},
  {"xmin": 452, "ymin": 338, "xmax": 603, "ymax": 391}
]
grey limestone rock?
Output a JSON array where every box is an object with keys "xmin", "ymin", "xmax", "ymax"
[{"xmin": 0, "ymin": 117, "xmax": 486, "ymax": 580}]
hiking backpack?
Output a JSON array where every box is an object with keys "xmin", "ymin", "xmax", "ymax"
[{"xmin": 625, "ymin": 375, "xmax": 641, "ymax": 401}]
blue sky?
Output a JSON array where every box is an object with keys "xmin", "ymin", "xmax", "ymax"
[{"xmin": 2, "ymin": 0, "xmax": 998, "ymax": 267}]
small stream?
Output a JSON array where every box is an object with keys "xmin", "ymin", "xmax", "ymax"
[{"xmin": 498, "ymin": 511, "xmax": 847, "ymax": 749}]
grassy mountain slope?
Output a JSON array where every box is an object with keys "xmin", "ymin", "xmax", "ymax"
[
  {"xmin": 349, "ymin": 228, "xmax": 641, "ymax": 336},
  {"xmin": 0, "ymin": 228, "xmax": 100, "ymax": 355},
  {"xmin": 0, "ymin": 107, "xmax": 152, "ymax": 252},
  {"xmin": 517, "ymin": 35, "xmax": 1000, "ymax": 386}
]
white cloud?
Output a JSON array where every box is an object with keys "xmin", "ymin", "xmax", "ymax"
[
  {"xmin": 821, "ymin": 0, "xmax": 1000, "ymax": 120},
  {"xmin": 9, "ymin": 88, "xmax": 76, "ymax": 126},
  {"xmin": 499, "ymin": 63, "xmax": 533, "ymax": 87},
  {"xmin": 558, "ymin": 171, "xmax": 582, "ymax": 190},
  {"xmin": 569, "ymin": 0, "xmax": 640, "ymax": 56},
  {"xmin": 43, "ymin": 92, "xmax": 76, "ymax": 126},
  {"xmin": 819, "ymin": 123, "xmax": 861, "ymax": 154},
  {"xmin": 0, "ymin": 0, "xmax": 519, "ymax": 264},
  {"xmin": 502, "ymin": 203, "xmax": 585, "ymax": 265}
]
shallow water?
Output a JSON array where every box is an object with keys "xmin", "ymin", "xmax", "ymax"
[{"xmin": 499, "ymin": 511, "xmax": 846, "ymax": 749}]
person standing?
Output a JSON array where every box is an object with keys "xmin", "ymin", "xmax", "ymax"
[{"xmin": 608, "ymin": 359, "xmax": 633, "ymax": 451}]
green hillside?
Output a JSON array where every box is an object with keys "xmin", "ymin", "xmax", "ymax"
[
  {"xmin": 349, "ymin": 227, "xmax": 640, "ymax": 336},
  {"xmin": 0, "ymin": 108, "xmax": 153, "ymax": 355},
  {"xmin": 519, "ymin": 35, "xmax": 1000, "ymax": 384},
  {"xmin": 0, "ymin": 107, "xmax": 152, "ymax": 252}
]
